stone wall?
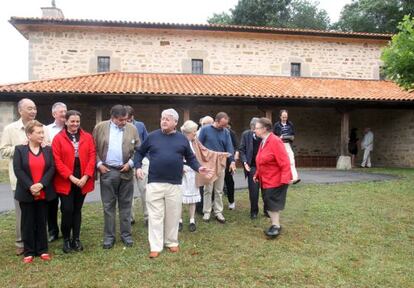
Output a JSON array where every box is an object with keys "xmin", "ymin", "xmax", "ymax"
[{"xmin": 28, "ymin": 28, "xmax": 385, "ymax": 81}]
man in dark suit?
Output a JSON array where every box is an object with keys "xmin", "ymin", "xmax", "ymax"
[{"xmin": 239, "ymin": 117, "xmax": 262, "ymax": 219}]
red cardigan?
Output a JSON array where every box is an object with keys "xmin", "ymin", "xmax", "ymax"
[
  {"xmin": 52, "ymin": 129, "xmax": 96, "ymax": 195},
  {"xmin": 255, "ymin": 133, "xmax": 292, "ymax": 189}
]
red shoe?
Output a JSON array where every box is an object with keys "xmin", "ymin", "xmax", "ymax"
[
  {"xmin": 168, "ymin": 246, "xmax": 179, "ymax": 253},
  {"xmin": 23, "ymin": 256, "xmax": 34, "ymax": 263},
  {"xmin": 149, "ymin": 251, "xmax": 160, "ymax": 258},
  {"xmin": 40, "ymin": 253, "xmax": 51, "ymax": 261}
]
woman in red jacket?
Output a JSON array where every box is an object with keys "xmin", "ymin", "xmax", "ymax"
[
  {"xmin": 52, "ymin": 110, "xmax": 96, "ymax": 253},
  {"xmin": 253, "ymin": 117, "xmax": 291, "ymax": 238}
]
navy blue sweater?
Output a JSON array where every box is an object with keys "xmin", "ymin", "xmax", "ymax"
[
  {"xmin": 135, "ymin": 129, "xmax": 200, "ymax": 185},
  {"xmin": 198, "ymin": 125, "xmax": 234, "ymax": 162}
]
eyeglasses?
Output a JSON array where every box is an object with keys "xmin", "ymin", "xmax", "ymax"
[{"xmin": 254, "ymin": 126, "xmax": 265, "ymax": 130}]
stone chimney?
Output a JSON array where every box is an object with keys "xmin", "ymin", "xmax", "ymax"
[{"xmin": 41, "ymin": 0, "xmax": 64, "ymax": 19}]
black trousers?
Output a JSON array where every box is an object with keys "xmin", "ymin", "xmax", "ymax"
[
  {"xmin": 60, "ymin": 185, "xmax": 86, "ymax": 240},
  {"xmin": 196, "ymin": 186, "xmax": 204, "ymax": 214},
  {"xmin": 247, "ymin": 166, "xmax": 260, "ymax": 215},
  {"xmin": 20, "ymin": 200, "xmax": 48, "ymax": 257},
  {"xmin": 47, "ymin": 197, "xmax": 60, "ymax": 237},
  {"xmin": 224, "ymin": 163, "xmax": 235, "ymax": 204}
]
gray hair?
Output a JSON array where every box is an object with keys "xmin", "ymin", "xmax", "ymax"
[
  {"xmin": 51, "ymin": 102, "xmax": 67, "ymax": 113},
  {"xmin": 17, "ymin": 98, "xmax": 34, "ymax": 111},
  {"xmin": 250, "ymin": 117, "xmax": 260, "ymax": 129},
  {"xmin": 201, "ymin": 116, "xmax": 214, "ymax": 126},
  {"xmin": 181, "ymin": 120, "xmax": 198, "ymax": 134},
  {"xmin": 161, "ymin": 108, "xmax": 179, "ymax": 122}
]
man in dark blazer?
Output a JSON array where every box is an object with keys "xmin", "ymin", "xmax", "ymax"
[
  {"xmin": 239, "ymin": 117, "xmax": 262, "ymax": 219},
  {"xmin": 93, "ymin": 105, "xmax": 140, "ymax": 249}
]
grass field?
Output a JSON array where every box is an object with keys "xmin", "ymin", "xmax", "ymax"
[{"xmin": 0, "ymin": 168, "xmax": 413, "ymax": 287}]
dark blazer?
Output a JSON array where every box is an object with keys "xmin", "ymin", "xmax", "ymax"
[
  {"xmin": 238, "ymin": 129, "xmax": 261, "ymax": 177},
  {"xmin": 13, "ymin": 145, "xmax": 56, "ymax": 202}
]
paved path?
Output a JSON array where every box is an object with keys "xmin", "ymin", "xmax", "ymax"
[{"xmin": 0, "ymin": 169, "xmax": 395, "ymax": 213}]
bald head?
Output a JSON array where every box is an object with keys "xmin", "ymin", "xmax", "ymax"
[
  {"xmin": 18, "ymin": 98, "xmax": 37, "ymax": 124},
  {"xmin": 201, "ymin": 116, "xmax": 214, "ymax": 126}
]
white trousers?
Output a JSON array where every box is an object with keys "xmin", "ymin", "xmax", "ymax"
[
  {"xmin": 132, "ymin": 157, "xmax": 149, "ymax": 221},
  {"xmin": 361, "ymin": 149, "xmax": 372, "ymax": 168},
  {"xmin": 284, "ymin": 143, "xmax": 298, "ymax": 181},
  {"xmin": 146, "ymin": 182, "xmax": 182, "ymax": 252}
]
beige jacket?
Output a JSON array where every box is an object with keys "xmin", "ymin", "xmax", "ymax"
[{"xmin": 93, "ymin": 120, "xmax": 140, "ymax": 180}]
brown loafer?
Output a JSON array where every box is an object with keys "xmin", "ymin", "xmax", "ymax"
[
  {"xmin": 168, "ymin": 246, "xmax": 179, "ymax": 253},
  {"xmin": 149, "ymin": 251, "xmax": 160, "ymax": 258}
]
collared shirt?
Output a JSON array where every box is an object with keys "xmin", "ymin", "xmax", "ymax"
[
  {"xmin": 105, "ymin": 121, "xmax": 125, "ymax": 167},
  {"xmin": 46, "ymin": 121, "xmax": 64, "ymax": 142},
  {"xmin": 261, "ymin": 133, "xmax": 271, "ymax": 149},
  {"xmin": 0, "ymin": 118, "xmax": 28, "ymax": 190}
]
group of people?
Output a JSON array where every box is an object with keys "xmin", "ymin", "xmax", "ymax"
[
  {"xmin": 0, "ymin": 98, "xmax": 300, "ymax": 262},
  {"xmin": 348, "ymin": 127, "xmax": 375, "ymax": 168}
]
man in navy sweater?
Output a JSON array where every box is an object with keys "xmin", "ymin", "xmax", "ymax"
[
  {"xmin": 198, "ymin": 112, "xmax": 236, "ymax": 223},
  {"xmin": 135, "ymin": 108, "xmax": 211, "ymax": 258}
]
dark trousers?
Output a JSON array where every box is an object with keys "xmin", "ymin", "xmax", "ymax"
[
  {"xmin": 196, "ymin": 186, "xmax": 204, "ymax": 215},
  {"xmin": 224, "ymin": 163, "xmax": 235, "ymax": 204},
  {"xmin": 47, "ymin": 197, "xmax": 60, "ymax": 237},
  {"xmin": 60, "ymin": 186, "xmax": 86, "ymax": 240},
  {"xmin": 20, "ymin": 200, "xmax": 48, "ymax": 257},
  {"xmin": 247, "ymin": 166, "xmax": 260, "ymax": 215}
]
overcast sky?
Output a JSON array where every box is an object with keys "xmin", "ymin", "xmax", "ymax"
[{"xmin": 0, "ymin": 0, "xmax": 352, "ymax": 84}]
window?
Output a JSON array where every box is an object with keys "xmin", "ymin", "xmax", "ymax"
[
  {"xmin": 191, "ymin": 59, "xmax": 203, "ymax": 74},
  {"xmin": 97, "ymin": 56, "xmax": 110, "ymax": 72},
  {"xmin": 290, "ymin": 63, "xmax": 301, "ymax": 77}
]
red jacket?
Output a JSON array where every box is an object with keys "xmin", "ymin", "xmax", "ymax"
[
  {"xmin": 255, "ymin": 133, "xmax": 291, "ymax": 189},
  {"xmin": 52, "ymin": 129, "xmax": 96, "ymax": 195}
]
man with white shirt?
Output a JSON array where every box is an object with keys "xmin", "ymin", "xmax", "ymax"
[
  {"xmin": 361, "ymin": 128, "xmax": 374, "ymax": 168},
  {"xmin": 46, "ymin": 102, "xmax": 67, "ymax": 242},
  {"xmin": 0, "ymin": 98, "xmax": 37, "ymax": 255}
]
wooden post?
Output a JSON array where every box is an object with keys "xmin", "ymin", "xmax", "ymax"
[
  {"xmin": 183, "ymin": 107, "xmax": 190, "ymax": 122},
  {"xmin": 96, "ymin": 105, "xmax": 102, "ymax": 124},
  {"xmin": 340, "ymin": 111, "xmax": 349, "ymax": 156},
  {"xmin": 265, "ymin": 110, "xmax": 273, "ymax": 123}
]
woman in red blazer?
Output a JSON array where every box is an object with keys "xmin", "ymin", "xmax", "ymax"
[
  {"xmin": 253, "ymin": 117, "xmax": 291, "ymax": 238},
  {"xmin": 52, "ymin": 110, "xmax": 96, "ymax": 253}
]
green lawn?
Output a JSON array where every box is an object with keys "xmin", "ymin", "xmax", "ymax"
[{"xmin": 0, "ymin": 168, "xmax": 413, "ymax": 287}]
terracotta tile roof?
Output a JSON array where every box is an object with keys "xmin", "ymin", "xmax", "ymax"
[
  {"xmin": 0, "ymin": 72, "xmax": 412, "ymax": 102},
  {"xmin": 10, "ymin": 17, "xmax": 392, "ymax": 40}
]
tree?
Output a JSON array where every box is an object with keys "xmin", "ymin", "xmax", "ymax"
[
  {"xmin": 381, "ymin": 15, "xmax": 414, "ymax": 91},
  {"xmin": 333, "ymin": 0, "xmax": 414, "ymax": 33},
  {"xmin": 207, "ymin": 0, "xmax": 330, "ymax": 30},
  {"xmin": 288, "ymin": 0, "xmax": 330, "ymax": 30}
]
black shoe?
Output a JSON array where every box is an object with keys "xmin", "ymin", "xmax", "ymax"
[
  {"xmin": 62, "ymin": 239, "xmax": 73, "ymax": 253},
  {"xmin": 264, "ymin": 225, "xmax": 281, "ymax": 238},
  {"xmin": 189, "ymin": 222, "xmax": 196, "ymax": 232},
  {"xmin": 48, "ymin": 234, "xmax": 59, "ymax": 243},
  {"xmin": 122, "ymin": 238, "xmax": 134, "ymax": 247},
  {"xmin": 103, "ymin": 242, "xmax": 114, "ymax": 249},
  {"xmin": 292, "ymin": 179, "xmax": 301, "ymax": 185},
  {"xmin": 178, "ymin": 222, "xmax": 183, "ymax": 232},
  {"xmin": 131, "ymin": 219, "xmax": 136, "ymax": 225},
  {"xmin": 71, "ymin": 239, "xmax": 84, "ymax": 252},
  {"xmin": 250, "ymin": 213, "xmax": 258, "ymax": 220}
]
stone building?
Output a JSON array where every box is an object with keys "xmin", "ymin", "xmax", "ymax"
[{"xmin": 1, "ymin": 5, "xmax": 413, "ymax": 167}]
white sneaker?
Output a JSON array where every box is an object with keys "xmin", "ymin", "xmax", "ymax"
[
  {"xmin": 203, "ymin": 213, "xmax": 211, "ymax": 222},
  {"xmin": 228, "ymin": 202, "xmax": 235, "ymax": 210},
  {"xmin": 215, "ymin": 213, "xmax": 226, "ymax": 223}
]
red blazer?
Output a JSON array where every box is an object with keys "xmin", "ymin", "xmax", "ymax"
[
  {"xmin": 255, "ymin": 133, "xmax": 291, "ymax": 189},
  {"xmin": 52, "ymin": 129, "xmax": 96, "ymax": 195}
]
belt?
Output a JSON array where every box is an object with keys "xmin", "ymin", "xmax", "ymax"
[{"xmin": 104, "ymin": 164, "xmax": 123, "ymax": 170}]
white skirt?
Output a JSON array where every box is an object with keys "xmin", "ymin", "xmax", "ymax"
[{"xmin": 181, "ymin": 166, "xmax": 201, "ymax": 204}]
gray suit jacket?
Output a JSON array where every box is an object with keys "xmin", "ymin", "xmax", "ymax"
[{"xmin": 93, "ymin": 120, "xmax": 140, "ymax": 180}]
